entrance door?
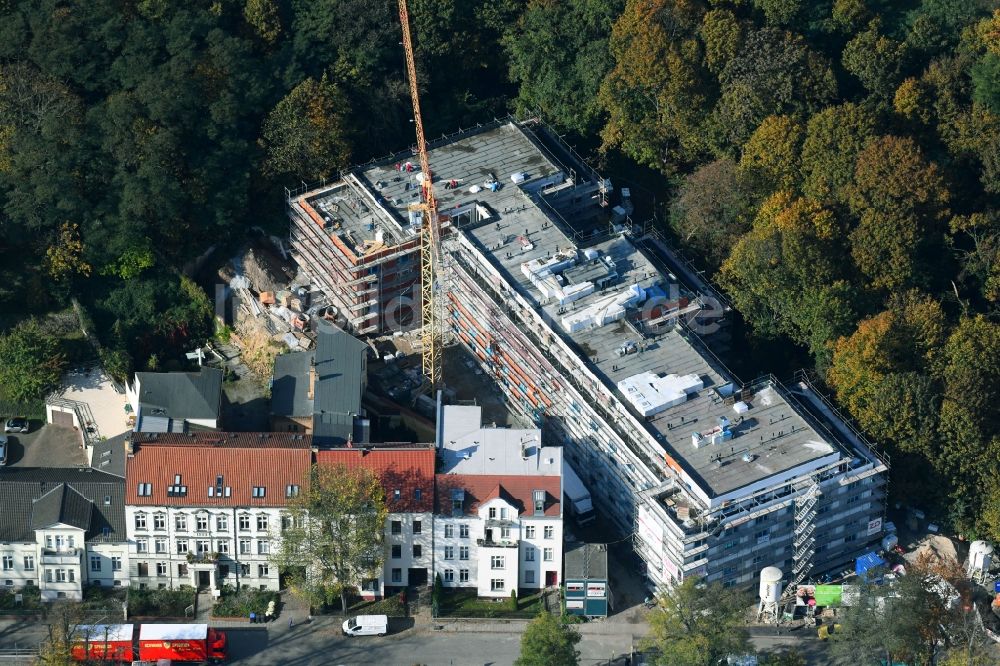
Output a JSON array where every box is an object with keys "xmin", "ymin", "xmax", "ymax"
[
  {"xmin": 198, "ymin": 570, "xmax": 211, "ymax": 589},
  {"xmin": 407, "ymin": 568, "xmax": 428, "ymax": 587},
  {"xmin": 545, "ymin": 571, "xmax": 557, "ymax": 587}
]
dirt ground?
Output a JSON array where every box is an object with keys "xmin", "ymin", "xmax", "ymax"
[{"xmin": 441, "ymin": 345, "xmax": 524, "ymax": 428}]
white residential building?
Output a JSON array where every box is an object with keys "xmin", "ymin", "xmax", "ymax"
[
  {"xmin": 125, "ymin": 368, "xmax": 223, "ymax": 432},
  {"xmin": 124, "ymin": 432, "xmax": 312, "ymax": 591},
  {"xmin": 0, "ymin": 468, "xmax": 128, "ymax": 601},
  {"xmin": 434, "ymin": 403, "xmax": 563, "ymax": 597}
]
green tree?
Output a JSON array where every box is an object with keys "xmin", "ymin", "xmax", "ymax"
[
  {"xmin": 514, "ymin": 611, "xmax": 581, "ymax": 666},
  {"xmin": 800, "ymin": 102, "xmax": 876, "ymax": 204},
  {"xmin": 699, "ymin": 8, "xmax": 742, "ymax": 75},
  {"xmin": 270, "ymin": 463, "xmax": 388, "ymax": 614},
  {"xmin": 505, "ymin": 0, "xmax": 623, "ymax": 135},
  {"xmin": 670, "ymin": 158, "xmax": 752, "ymax": 268},
  {"xmin": 842, "ymin": 19, "xmax": 909, "ymax": 99},
  {"xmin": 261, "ymin": 74, "xmax": 352, "ymax": 181},
  {"xmin": 643, "ymin": 577, "xmax": 752, "ymax": 666},
  {"xmin": 244, "ymin": 0, "xmax": 282, "ymax": 44},
  {"xmin": 0, "ymin": 319, "xmax": 66, "ymax": 402},
  {"xmin": 737, "ymin": 114, "xmax": 804, "ymax": 197}
]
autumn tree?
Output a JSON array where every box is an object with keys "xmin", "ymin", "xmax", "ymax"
[
  {"xmin": 44, "ymin": 222, "xmax": 91, "ymax": 282},
  {"xmin": 244, "ymin": 0, "xmax": 282, "ymax": 45},
  {"xmin": 261, "ymin": 74, "xmax": 352, "ymax": 181},
  {"xmin": 0, "ymin": 318, "xmax": 66, "ymax": 402},
  {"xmin": 799, "ymin": 102, "xmax": 876, "ymax": 205},
  {"xmin": 270, "ymin": 463, "xmax": 388, "ymax": 614},
  {"xmin": 643, "ymin": 577, "xmax": 752, "ymax": 666},
  {"xmin": 737, "ymin": 114, "xmax": 804, "ymax": 198},
  {"xmin": 842, "ymin": 19, "xmax": 909, "ymax": 100}
]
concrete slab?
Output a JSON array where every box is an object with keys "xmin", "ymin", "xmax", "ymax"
[
  {"xmin": 5, "ymin": 424, "xmax": 86, "ymax": 467},
  {"xmin": 54, "ymin": 368, "xmax": 131, "ymax": 441}
]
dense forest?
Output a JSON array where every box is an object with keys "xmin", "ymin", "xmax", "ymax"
[{"xmin": 1, "ymin": 0, "xmax": 999, "ymax": 540}]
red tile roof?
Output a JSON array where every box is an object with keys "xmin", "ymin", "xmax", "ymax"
[
  {"xmin": 434, "ymin": 474, "xmax": 561, "ymax": 517},
  {"xmin": 315, "ymin": 447, "xmax": 436, "ymax": 513},
  {"xmin": 125, "ymin": 437, "xmax": 312, "ymax": 507}
]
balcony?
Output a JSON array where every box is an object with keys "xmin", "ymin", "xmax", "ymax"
[
  {"xmin": 186, "ymin": 552, "xmax": 220, "ymax": 565},
  {"xmin": 477, "ymin": 538, "xmax": 519, "ymax": 549},
  {"xmin": 41, "ymin": 548, "xmax": 80, "ymax": 565}
]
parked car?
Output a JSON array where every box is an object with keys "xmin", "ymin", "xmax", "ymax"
[
  {"xmin": 0, "ymin": 435, "xmax": 8, "ymax": 465},
  {"xmin": 342, "ymin": 615, "xmax": 387, "ymax": 637},
  {"xmin": 4, "ymin": 418, "xmax": 29, "ymax": 434}
]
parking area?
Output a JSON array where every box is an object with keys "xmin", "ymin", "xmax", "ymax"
[{"xmin": 2, "ymin": 421, "xmax": 85, "ymax": 468}]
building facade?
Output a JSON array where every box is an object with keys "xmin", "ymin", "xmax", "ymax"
[
  {"xmin": 433, "ymin": 404, "xmax": 563, "ymax": 598},
  {"xmin": 124, "ymin": 433, "xmax": 312, "ymax": 591},
  {"xmin": 0, "ymin": 468, "xmax": 128, "ymax": 601}
]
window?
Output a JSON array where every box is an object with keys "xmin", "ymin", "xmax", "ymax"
[
  {"xmin": 459, "ymin": 525, "xmax": 469, "ymax": 539},
  {"xmin": 286, "ymin": 485, "xmax": 300, "ymax": 498},
  {"xmin": 393, "ymin": 489, "xmax": 401, "ymax": 501},
  {"xmin": 459, "ymin": 546, "xmax": 469, "ymax": 560},
  {"xmin": 175, "ymin": 515, "xmax": 187, "ymax": 531},
  {"xmin": 154, "ymin": 538, "xmax": 167, "ymax": 554},
  {"xmin": 178, "ymin": 564, "xmax": 188, "ymax": 576},
  {"xmin": 111, "ymin": 556, "xmax": 122, "ymax": 572},
  {"xmin": 197, "ymin": 540, "xmax": 210, "ymax": 554},
  {"xmin": 153, "ymin": 514, "xmax": 165, "ymax": 530},
  {"xmin": 543, "ymin": 548, "xmax": 553, "ymax": 562},
  {"xmin": 1, "ymin": 556, "xmax": 11, "ymax": 571},
  {"xmin": 543, "ymin": 526, "xmax": 554, "ymax": 539},
  {"xmin": 241, "ymin": 564, "xmax": 250, "ymax": 576},
  {"xmin": 459, "ymin": 569, "xmax": 469, "ymax": 583},
  {"xmin": 491, "ymin": 579, "xmax": 505, "ymax": 592},
  {"xmin": 391, "ymin": 521, "xmax": 402, "ymax": 535},
  {"xmin": 257, "ymin": 540, "xmax": 270, "ymax": 555},
  {"xmin": 524, "ymin": 570, "xmax": 535, "ymax": 584},
  {"xmin": 136, "ymin": 538, "xmax": 148, "ymax": 554},
  {"xmin": 444, "ymin": 525, "xmax": 454, "ymax": 538},
  {"xmin": 488, "ymin": 507, "xmax": 497, "ymax": 519},
  {"xmin": 413, "ymin": 520, "xmax": 422, "ymax": 534},
  {"xmin": 67, "ymin": 536, "xmax": 75, "ymax": 548},
  {"xmin": 533, "ymin": 490, "xmax": 545, "ymax": 515},
  {"xmin": 239, "ymin": 539, "xmax": 251, "ymax": 555},
  {"xmin": 156, "ymin": 562, "xmax": 167, "ymax": 577},
  {"xmin": 55, "ymin": 535, "xmax": 65, "ymax": 549},
  {"xmin": 259, "ymin": 565, "xmax": 269, "ymax": 577},
  {"xmin": 252, "ymin": 486, "xmax": 266, "ymax": 498},
  {"xmin": 257, "ymin": 515, "xmax": 268, "ymax": 532},
  {"xmin": 196, "ymin": 514, "xmax": 209, "ymax": 531},
  {"xmin": 444, "ymin": 569, "xmax": 454, "ymax": 583},
  {"xmin": 414, "ymin": 488, "xmax": 422, "ymax": 501},
  {"xmin": 239, "ymin": 514, "xmax": 251, "ymax": 531},
  {"xmin": 491, "ymin": 555, "xmax": 505, "ymax": 570},
  {"xmin": 500, "ymin": 526, "xmax": 510, "ymax": 539},
  {"xmin": 217, "ymin": 541, "xmax": 230, "ymax": 554},
  {"xmin": 56, "ymin": 569, "xmax": 67, "ymax": 583},
  {"xmin": 45, "ymin": 535, "xmax": 52, "ymax": 548},
  {"xmin": 45, "ymin": 569, "xmax": 53, "ymax": 583},
  {"xmin": 134, "ymin": 513, "xmax": 147, "ymax": 530},
  {"xmin": 137, "ymin": 483, "xmax": 152, "ymax": 497},
  {"xmin": 391, "ymin": 568, "xmax": 402, "ymax": 583},
  {"xmin": 444, "ymin": 546, "xmax": 454, "ymax": 560},
  {"xmin": 524, "ymin": 526, "xmax": 535, "ymax": 539},
  {"xmin": 216, "ymin": 515, "xmax": 228, "ymax": 531},
  {"xmin": 412, "ymin": 545, "xmax": 422, "ymax": 558},
  {"xmin": 137, "ymin": 563, "xmax": 148, "ymax": 577},
  {"xmin": 724, "ymin": 540, "xmax": 738, "ymax": 551},
  {"xmin": 500, "ymin": 508, "xmax": 508, "ymax": 520},
  {"xmin": 23, "ymin": 556, "xmax": 34, "ymax": 571},
  {"xmin": 525, "ymin": 547, "xmax": 535, "ymax": 562},
  {"xmin": 90, "ymin": 556, "xmax": 101, "ymax": 572},
  {"xmin": 176, "ymin": 540, "xmax": 189, "ymax": 555},
  {"xmin": 391, "ymin": 545, "xmax": 402, "ymax": 559}
]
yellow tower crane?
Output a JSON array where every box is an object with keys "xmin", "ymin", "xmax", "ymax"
[{"xmin": 398, "ymin": 0, "xmax": 443, "ymax": 390}]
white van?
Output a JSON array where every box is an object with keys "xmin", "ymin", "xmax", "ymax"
[{"xmin": 342, "ymin": 614, "xmax": 388, "ymax": 637}]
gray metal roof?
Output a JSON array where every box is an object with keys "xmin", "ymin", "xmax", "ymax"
[
  {"xmin": 271, "ymin": 350, "xmax": 316, "ymax": 418},
  {"xmin": 0, "ymin": 468, "xmax": 125, "ymax": 543},
  {"xmin": 564, "ymin": 542, "xmax": 608, "ymax": 580},
  {"xmin": 314, "ymin": 322, "xmax": 366, "ymax": 417},
  {"xmin": 89, "ymin": 432, "xmax": 129, "ymax": 478},
  {"xmin": 136, "ymin": 367, "xmax": 223, "ymax": 421}
]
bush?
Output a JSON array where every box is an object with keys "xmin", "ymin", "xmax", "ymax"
[
  {"xmin": 510, "ymin": 589, "xmax": 518, "ymax": 611},
  {"xmin": 128, "ymin": 587, "xmax": 194, "ymax": 617},
  {"xmin": 0, "ymin": 586, "xmax": 42, "ymax": 610},
  {"xmin": 213, "ymin": 586, "xmax": 279, "ymax": 618}
]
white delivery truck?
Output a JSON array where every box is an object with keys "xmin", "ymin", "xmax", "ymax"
[
  {"xmin": 563, "ymin": 462, "xmax": 596, "ymax": 525},
  {"xmin": 342, "ymin": 614, "xmax": 388, "ymax": 637}
]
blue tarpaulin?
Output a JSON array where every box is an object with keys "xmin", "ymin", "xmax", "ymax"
[{"xmin": 855, "ymin": 552, "xmax": 887, "ymax": 576}]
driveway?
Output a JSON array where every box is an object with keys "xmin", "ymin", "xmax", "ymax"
[{"xmin": 3, "ymin": 422, "xmax": 85, "ymax": 468}]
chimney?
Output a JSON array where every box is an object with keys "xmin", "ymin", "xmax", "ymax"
[
  {"xmin": 308, "ymin": 355, "xmax": 316, "ymax": 401},
  {"xmin": 125, "ymin": 435, "xmax": 134, "ymax": 455}
]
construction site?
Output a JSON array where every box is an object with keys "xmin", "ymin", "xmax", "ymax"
[{"xmin": 285, "ymin": 114, "xmax": 891, "ymax": 599}]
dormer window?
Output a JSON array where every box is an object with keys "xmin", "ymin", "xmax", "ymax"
[
  {"xmin": 393, "ymin": 489, "xmax": 401, "ymax": 501},
  {"xmin": 450, "ymin": 489, "xmax": 465, "ymax": 517},
  {"xmin": 286, "ymin": 485, "xmax": 300, "ymax": 498},
  {"xmin": 252, "ymin": 486, "xmax": 266, "ymax": 498},
  {"xmin": 137, "ymin": 483, "xmax": 152, "ymax": 497},
  {"xmin": 533, "ymin": 490, "xmax": 545, "ymax": 515}
]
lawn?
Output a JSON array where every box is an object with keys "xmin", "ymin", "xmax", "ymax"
[
  {"xmin": 345, "ymin": 594, "xmax": 406, "ymax": 617},
  {"xmin": 437, "ymin": 588, "xmax": 545, "ymax": 618}
]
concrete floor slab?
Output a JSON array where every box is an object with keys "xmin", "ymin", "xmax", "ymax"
[{"xmin": 54, "ymin": 367, "xmax": 131, "ymax": 441}]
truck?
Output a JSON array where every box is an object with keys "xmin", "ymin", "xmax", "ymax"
[
  {"xmin": 563, "ymin": 462, "xmax": 596, "ymax": 525},
  {"xmin": 72, "ymin": 623, "xmax": 227, "ymax": 664}
]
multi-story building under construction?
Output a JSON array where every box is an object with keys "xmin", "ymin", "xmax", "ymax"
[{"xmin": 289, "ymin": 118, "xmax": 890, "ymax": 593}]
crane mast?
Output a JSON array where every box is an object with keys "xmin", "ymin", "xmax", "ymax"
[{"xmin": 397, "ymin": 0, "xmax": 443, "ymax": 390}]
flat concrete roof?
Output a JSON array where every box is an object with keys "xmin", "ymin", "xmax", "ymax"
[{"xmin": 437, "ymin": 404, "xmax": 562, "ymax": 477}]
